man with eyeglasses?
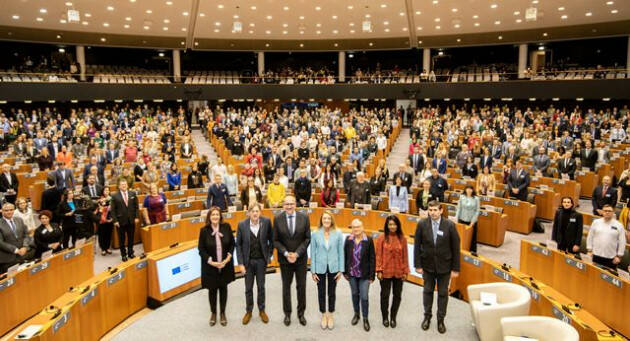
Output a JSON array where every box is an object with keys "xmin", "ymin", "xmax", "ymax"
[{"xmin": 586, "ymin": 204, "xmax": 626, "ymax": 270}]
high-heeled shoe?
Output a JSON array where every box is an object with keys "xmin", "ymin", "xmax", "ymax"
[
  {"xmin": 220, "ymin": 313, "xmax": 227, "ymax": 326},
  {"xmin": 209, "ymin": 313, "xmax": 217, "ymax": 326}
]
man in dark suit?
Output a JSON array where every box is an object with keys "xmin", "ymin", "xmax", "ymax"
[
  {"xmin": 54, "ymin": 162, "xmax": 75, "ymax": 191},
  {"xmin": 105, "ymin": 142, "xmax": 119, "ymax": 164},
  {"xmin": 393, "ymin": 164, "xmax": 413, "ymax": 191},
  {"xmin": 110, "ymin": 179, "xmax": 139, "ymax": 261},
  {"xmin": 236, "ymin": 204, "xmax": 273, "ymax": 325},
  {"xmin": 581, "ymin": 140, "xmax": 598, "ymax": 172},
  {"xmin": 47, "ymin": 137, "xmax": 62, "ymax": 160},
  {"xmin": 0, "ymin": 164, "xmax": 19, "ymax": 204},
  {"xmin": 273, "ymin": 195, "xmax": 311, "ymax": 327},
  {"xmin": 507, "ymin": 159, "xmax": 530, "ymax": 201},
  {"xmin": 82, "ymin": 174, "xmax": 104, "ymax": 201},
  {"xmin": 414, "ymin": 200, "xmax": 460, "ymax": 334},
  {"xmin": 40, "ymin": 176, "xmax": 62, "ymax": 219},
  {"xmin": 532, "ymin": 147, "xmax": 551, "ymax": 177},
  {"xmin": 479, "ymin": 149, "xmax": 493, "ymax": 170},
  {"xmin": 557, "ymin": 151, "xmax": 576, "ymax": 180},
  {"xmin": 409, "ymin": 147, "xmax": 425, "ymax": 175},
  {"xmin": 592, "ymin": 176, "xmax": 617, "ymax": 216},
  {"xmin": 0, "ymin": 203, "xmax": 33, "ymax": 273},
  {"xmin": 206, "ymin": 174, "xmax": 232, "ymax": 210},
  {"xmin": 83, "ymin": 156, "xmax": 105, "ymax": 183}
]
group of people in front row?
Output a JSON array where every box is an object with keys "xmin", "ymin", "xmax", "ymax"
[{"xmin": 199, "ymin": 195, "xmax": 461, "ymax": 333}]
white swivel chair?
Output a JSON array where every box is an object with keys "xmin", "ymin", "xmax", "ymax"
[
  {"xmin": 500, "ymin": 316, "xmax": 579, "ymax": 341},
  {"xmin": 467, "ymin": 282, "xmax": 531, "ymax": 341}
]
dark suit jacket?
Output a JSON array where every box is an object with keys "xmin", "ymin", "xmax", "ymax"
[
  {"xmin": 236, "ymin": 217, "xmax": 273, "ymax": 266},
  {"xmin": 592, "ymin": 185, "xmax": 618, "ymax": 214},
  {"xmin": 408, "ymin": 153, "xmax": 425, "ymax": 174},
  {"xmin": 0, "ymin": 173, "xmax": 19, "ymax": 196},
  {"xmin": 415, "ymin": 189, "xmax": 438, "ymax": 212},
  {"xmin": 272, "ymin": 211, "xmax": 311, "ymax": 265},
  {"xmin": 393, "ymin": 171, "xmax": 413, "ymax": 190},
  {"xmin": 343, "ymin": 235, "xmax": 376, "ymax": 281},
  {"xmin": 479, "ymin": 155, "xmax": 493, "ymax": 169},
  {"xmin": 557, "ymin": 158, "xmax": 577, "ymax": 180},
  {"xmin": 507, "ymin": 169, "xmax": 530, "ymax": 201},
  {"xmin": 110, "ymin": 190, "xmax": 139, "ymax": 226},
  {"xmin": 54, "ymin": 169, "xmax": 75, "ymax": 191},
  {"xmin": 0, "ymin": 216, "xmax": 29, "ymax": 264},
  {"xmin": 551, "ymin": 209, "xmax": 583, "ymax": 250},
  {"xmin": 82, "ymin": 184, "xmax": 104, "ymax": 199},
  {"xmin": 413, "ymin": 218, "xmax": 461, "ymax": 274},
  {"xmin": 41, "ymin": 187, "xmax": 62, "ymax": 214},
  {"xmin": 581, "ymin": 149, "xmax": 598, "ymax": 171},
  {"xmin": 198, "ymin": 223, "xmax": 235, "ymax": 289},
  {"xmin": 106, "ymin": 149, "xmax": 119, "ymax": 163}
]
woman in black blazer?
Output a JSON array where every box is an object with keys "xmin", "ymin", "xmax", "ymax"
[
  {"xmin": 551, "ymin": 197, "xmax": 584, "ymax": 254},
  {"xmin": 462, "ymin": 156, "xmax": 479, "ymax": 179},
  {"xmin": 240, "ymin": 177, "xmax": 263, "ymax": 210},
  {"xmin": 33, "ymin": 210, "xmax": 63, "ymax": 258},
  {"xmin": 343, "ymin": 219, "xmax": 376, "ymax": 332},
  {"xmin": 186, "ymin": 162, "xmax": 204, "ymax": 189},
  {"xmin": 55, "ymin": 189, "xmax": 79, "ymax": 248},
  {"xmin": 415, "ymin": 180, "xmax": 437, "ymax": 214},
  {"xmin": 198, "ymin": 207, "xmax": 235, "ymax": 327}
]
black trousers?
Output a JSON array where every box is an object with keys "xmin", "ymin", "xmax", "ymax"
[
  {"xmin": 97, "ymin": 222, "xmax": 113, "ymax": 251},
  {"xmin": 380, "ymin": 277, "xmax": 403, "ymax": 320},
  {"xmin": 208, "ymin": 285, "xmax": 228, "ymax": 314},
  {"xmin": 62, "ymin": 224, "xmax": 77, "ymax": 249},
  {"xmin": 458, "ymin": 219, "xmax": 477, "ymax": 253},
  {"xmin": 117, "ymin": 223, "xmax": 135, "ymax": 257},
  {"xmin": 280, "ymin": 262, "xmax": 307, "ymax": 316},
  {"xmin": 593, "ymin": 255, "xmax": 617, "ymax": 270},
  {"xmin": 244, "ymin": 258, "xmax": 267, "ymax": 313},
  {"xmin": 422, "ymin": 271, "xmax": 451, "ymax": 321},
  {"xmin": 316, "ymin": 270, "xmax": 337, "ymax": 313}
]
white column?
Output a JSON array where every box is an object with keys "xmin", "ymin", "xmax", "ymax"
[
  {"xmin": 257, "ymin": 51, "xmax": 265, "ymax": 76},
  {"xmin": 518, "ymin": 43, "xmax": 528, "ymax": 79},
  {"xmin": 627, "ymin": 35, "xmax": 630, "ymax": 74},
  {"xmin": 422, "ymin": 48, "xmax": 431, "ymax": 72},
  {"xmin": 338, "ymin": 51, "xmax": 346, "ymax": 83},
  {"xmin": 75, "ymin": 45, "xmax": 86, "ymax": 81},
  {"xmin": 172, "ymin": 49, "xmax": 181, "ymax": 83}
]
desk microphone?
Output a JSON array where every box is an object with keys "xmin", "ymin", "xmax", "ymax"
[
  {"xmin": 169, "ymin": 242, "xmax": 179, "ymax": 248},
  {"xmin": 501, "ymin": 264, "xmax": 511, "ymax": 272},
  {"xmin": 140, "ymin": 253, "xmax": 147, "ymax": 259}
]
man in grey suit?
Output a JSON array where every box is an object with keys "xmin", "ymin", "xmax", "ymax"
[
  {"xmin": 0, "ymin": 203, "xmax": 33, "ymax": 273},
  {"xmin": 532, "ymin": 147, "xmax": 551, "ymax": 177},
  {"xmin": 273, "ymin": 195, "xmax": 311, "ymax": 327},
  {"xmin": 414, "ymin": 200, "xmax": 460, "ymax": 334},
  {"xmin": 54, "ymin": 162, "xmax": 75, "ymax": 191},
  {"xmin": 236, "ymin": 203, "xmax": 273, "ymax": 325}
]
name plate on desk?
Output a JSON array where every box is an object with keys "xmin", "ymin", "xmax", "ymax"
[
  {"xmin": 29, "ymin": 261, "xmax": 49, "ymax": 275},
  {"xmin": 53, "ymin": 312, "xmax": 71, "ymax": 334},
  {"xmin": 63, "ymin": 248, "xmax": 82, "ymax": 261},
  {"xmin": 161, "ymin": 222, "xmax": 178, "ymax": 230},
  {"xmin": 0, "ymin": 277, "xmax": 16, "ymax": 292},
  {"xmin": 492, "ymin": 268, "xmax": 512, "ymax": 282},
  {"xmin": 479, "ymin": 210, "xmax": 490, "ymax": 217},
  {"xmin": 564, "ymin": 257, "xmax": 585, "ymax": 271},
  {"xmin": 529, "ymin": 188, "xmax": 543, "ymax": 195},
  {"xmin": 455, "ymin": 179, "xmax": 467, "ymax": 185},
  {"xmin": 174, "ymin": 190, "xmax": 185, "ymax": 196},
  {"xmin": 530, "ymin": 245, "xmax": 551, "ymax": 257},
  {"xmin": 351, "ymin": 210, "xmax": 367, "ymax": 216},
  {"xmin": 177, "ymin": 202, "xmax": 191, "ymax": 209},
  {"xmin": 479, "ymin": 196, "xmax": 491, "ymax": 202},
  {"xmin": 450, "ymin": 192, "xmax": 460, "ymax": 199},
  {"xmin": 600, "ymin": 273, "xmax": 623, "ymax": 288},
  {"xmin": 503, "ymin": 199, "xmax": 519, "ymax": 207},
  {"xmin": 539, "ymin": 185, "xmax": 549, "ymax": 190},
  {"xmin": 191, "ymin": 217, "xmax": 205, "ymax": 224},
  {"xmin": 22, "ymin": 173, "xmax": 36, "ymax": 178},
  {"xmin": 223, "ymin": 212, "xmax": 233, "ymax": 219},
  {"xmin": 195, "ymin": 188, "xmax": 206, "ymax": 194},
  {"xmin": 532, "ymin": 176, "xmax": 539, "ymax": 181},
  {"xmin": 378, "ymin": 212, "xmax": 389, "ymax": 218},
  {"xmin": 551, "ymin": 306, "xmax": 572, "ymax": 325},
  {"xmin": 136, "ymin": 260, "xmax": 148, "ymax": 270},
  {"xmin": 406, "ymin": 216, "xmax": 421, "ymax": 223},
  {"xmin": 522, "ymin": 285, "xmax": 541, "ymax": 302},
  {"xmin": 81, "ymin": 288, "xmax": 98, "ymax": 306},
  {"xmin": 463, "ymin": 255, "xmax": 481, "ymax": 267},
  {"xmin": 272, "ymin": 209, "xmax": 283, "ymax": 216},
  {"xmin": 107, "ymin": 270, "xmax": 126, "ymax": 286},
  {"xmin": 576, "ymin": 171, "xmax": 586, "ymax": 176},
  {"xmin": 551, "ymin": 179, "xmax": 565, "ymax": 185},
  {"xmin": 329, "ymin": 209, "xmax": 340, "ymax": 214}
]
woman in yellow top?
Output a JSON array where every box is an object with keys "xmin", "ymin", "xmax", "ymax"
[
  {"xmin": 266, "ymin": 174, "xmax": 286, "ymax": 208},
  {"xmin": 344, "ymin": 125, "xmax": 357, "ymax": 140}
]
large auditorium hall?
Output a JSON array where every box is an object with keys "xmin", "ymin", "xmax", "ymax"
[{"xmin": 0, "ymin": 1, "xmax": 629, "ymax": 340}]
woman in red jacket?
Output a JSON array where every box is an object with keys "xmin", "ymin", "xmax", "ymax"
[{"xmin": 320, "ymin": 178, "xmax": 339, "ymax": 208}]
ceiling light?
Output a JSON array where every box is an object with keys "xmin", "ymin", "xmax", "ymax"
[
  {"xmin": 383, "ymin": 21, "xmax": 389, "ymax": 25},
  {"xmin": 124, "ymin": 24, "xmax": 130, "ymax": 28},
  {"xmin": 415, "ymin": 11, "xmax": 421, "ymax": 15},
  {"xmin": 333, "ymin": 29, "xmax": 338, "ymax": 34},
  {"xmin": 452, "ymin": 8, "xmax": 458, "ymax": 12},
  {"xmin": 369, "ymin": 42, "xmax": 373, "ymax": 46},
  {"xmin": 348, "ymin": 5, "xmax": 353, "ymax": 9},
  {"xmin": 435, "ymin": 18, "xmax": 440, "ymax": 22},
  {"xmin": 180, "ymin": 41, "xmax": 185, "ymax": 45},
  {"xmin": 381, "ymin": 4, "xmax": 387, "ymax": 8},
  {"xmin": 85, "ymin": 13, "xmax": 91, "ymax": 17},
  {"xmin": 299, "ymin": 43, "xmax": 304, "ymax": 47},
  {"xmin": 402, "ymin": 27, "xmax": 408, "ymax": 31},
  {"xmin": 558, "ymin": 7, "xmax": 565, "ymax": 11},
  {"xmin": 606, "ymin": 1, "xmax": 614, "ymax": 5},
  {"xmin": 164, "ymin": 19, "xmax": 170, "ymax": 23},
  {"xmin": 490, "ymin": 4, "xmax": 497, "ymax": 9},
  {"xmin": 561, "ymin": 15, "xmax": 568, "ymax": 19},
  {"xmin": 399, "ymin": 12, "xmax": 405, "ymax": 16},
  {"xmin": 40, "ymin": 8, "xmax": 47, "ymax": 13},
  {"xmin": 103, "ymin": 22, "xmax": 109, "ymax": 27},
  {"xmin": 473, "ymin": 15, "xmax": 479, "ymax": 19},
  {"xmin": 215, "ymin": 22, "xmax": 221, "ymax": 26},
  {"xmin": 143, "ymin": 25, "xmax": 149, "ymax": 30},
  {"xmin": 316, "ymin": 30, "xmax": 321, "ymax": 34},
  {"xmin": 474, "ymin": 22, "xmax": 480, "ymax": 26},
  {"xmin": 299, "ymin": 16, "xmax": 305, "ymax": 20},
  {"xmin": 194, "ymin": 42, "xmax": 199, "ymax": 46},
  {"xmin": 498, "ymin": 35, "xmax": 503, "ymax": 40},
  {"xmin": 163, "ymin": 26, "xmax": 168, "ymax": 30},
  {"xmin": 585, "ymin": 12, "xmax": 592, "ymax": 16},
  {"xmin": 299, "ymin": 30, "xmax": 304, "ymax": 34},
  {"xmin": 332, "ymin": 15, "xmax": 338, "ymax": 19},
  {"xmin": 432, "ymin": 0, "xmax": 438, "ymax": 4},
  {"xmin": 543, "ymin": 32, "xmax": 548, "ymax": 36},
  {"xmin": 417, "ymin": 26, "xmax": 423, "ymax": 30},
  {"xmin": 82, "ymin": 21, "xmax": 88, "ymax": 25},
  {"xmin": 106, "ymin": 6, "xmax": 113, "ymax": 11},
  {"xmin": 350, "ymin": 29, "xmax": 355, "ymax": 33},
  {"xmin": 283, "ymin": 6, "xmax": 289, "ymax": 10},
  {"xmin": 266, "ymin": 15, "xmax": 272, "ymax": 19},
  {"xmin": 315, "ymin": 6, "xmax": 321, "ymax": 11},
  {"xmin": 265, "ymin": 30, "xmax": 271, "ymax": 34},
  {"xmin": 146, "ymin": 10, "xmax": 152, "ymax": 14},
  {"xmin": 56, "ymin": 35, "xmax": 61, "ymax": 39},
  {"xmin": 418, "ymin": 40, "xmax": 422, "ymax": 44},
  {"xmin": 248, "ymin": 30, "xmax": 253, "ymax": 34},
  {"xmin": 130, "ymin": 0, "xmax": 136, "ymax": 2},
  {"xmin": 250, "ymin": 6, "xmax": 256, "ymax": 10},
  {"xmin": 454, "ymin": 24, "xmax": 460, "ymax": 28},
  {"xmin": 538, "ymin": 46, "xmax": 544, "ymax": 50},
  {"xmin": 284, "ymin": 30, "xmax": 289, "ymax": 34},
  {"xmin": 166, "ymin": 1, "xmax": 173, "ymax": 5},
  {"xmin": 232, "ymin": 15, "xmax": 238, "ymax": 19},
  {"xmin": 532, "ymin": 0, "xmax": 538, "ymax": 4},
  {"xmin": 60, "ymin": 19, "xmax": 67, "ymax": 23},
  {"xmin": 334, "ymin": 43, "xmax": 338, "ymax": 47},
  {"xmin": 435, "ymin": 25, "xmax": 441, "ymax": 29},
  {"xmin": 66, "ymin": 2, "xmax": 73, "ymax": 6},
  {"xmin": 516, "ymin": 19, "xmax": 522, "ymax": 23},
  {"xmin": 514, "ymin": 11, "xmax": 520, "ymax": 15},
  {"xmin": 181, "ymin": 27, "xmax": 186, "ymax": 31},
  {"xmin": 100, "ymin": 37, "xmax": 106, "ymax": 42},
  {"xmin": 384, "ymin": 28, "xmax": 390, "ymax": 32},
  {"xmin": 316, "ymin": 23, "xmax": 321, "ymax": 27},
  {"xmin": 494, "ymin": 20, "xmax": 501, "ymax": 25},
  {"xmin": 158, "ymin": 52, "xmax": 165, "ymax": 57},
  {"xmin": 265, "ymin": 43, "xmax": 269, "ymax": 47},
  {"xmin": 36, "ymin": 17, "xmax": 43, "ymax": 22},
  {"xmin": 218, "ymin": 4, "xmax": 224, "ymax": 9},
  {"xmin": 12, "ymin": 15, "xmax": 19, "ymax": 20},
  {"xmin": 182, "ymin": 12, "xmax": 188, "ymax": 16},
  {"xmin": 214, "ymin": 29, "xmax": 219, "ymax": 32},
  {"xmin": 611, "ymin": 9, "xmax": 618, "ymax": 14},
  {"xmin": 283, "ymin": 23, "xmax": 288, "ymax": 27},
  {"xmin": 250, "ymin": 23, "xmax": 255, "ymax": 27}
]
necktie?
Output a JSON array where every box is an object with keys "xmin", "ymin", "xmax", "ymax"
[
  {"xmin": 565, "ymin": 159, "xmax": 568, "ymax": 169},
  {"xmin": 432, "ymin": 220, "xmax": 439, "ymax": 244},
  {"xmin": 8, "ymin": 219, "xmax": 17, "ymax": 238},
  {"xmin": 288, "ymin": 215, "xmax": 294, "ymax": 236},
  {"xmin": 123, "ymin": 191, "xmax": 128, "ymax": 206},
  {"xmin": 6, "ymin": 174, "xmax": 11, "ymax": 186},
  {"xmin": 90, "ymin": 186, "xmax": 96, "ymax": 197},
  {"xmin": 603, "ymin": 186, "xmax": 607, "ymax": 196}
]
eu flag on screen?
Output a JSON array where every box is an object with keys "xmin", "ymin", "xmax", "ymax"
[{"xmin": 172, "ymin": 266, "xmax": 181, "ymax": 275}]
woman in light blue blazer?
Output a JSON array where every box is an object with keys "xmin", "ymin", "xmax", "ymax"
[
  {"xmin": 388, "ymin": 176, "xmax": 409, "ymax": 213},
  {"xmin": 311, "ymin": 210, "xmax": 345, "ymax": 330}
]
